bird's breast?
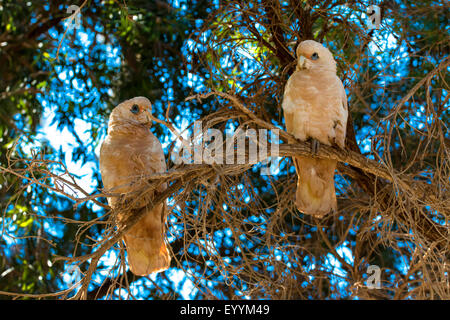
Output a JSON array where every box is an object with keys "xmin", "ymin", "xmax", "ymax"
[
  {"xmin": 99, "ymin": 134, "xmax": 159, "ymax": 191},
  {"xmin": 282, "ymin": 72, "xmax": 344, "ymax": 144}
]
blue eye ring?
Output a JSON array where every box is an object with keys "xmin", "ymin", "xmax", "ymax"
[
  {"xmin": 130, "ymin": 104, "xmax": 140, "ymax": 114},
  {"xmin": 311, "ymin": 52, "xmax": 319, "ymax": 60}
]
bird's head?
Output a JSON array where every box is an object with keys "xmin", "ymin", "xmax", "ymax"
[
  {"xmin": 295, "ymin": 40, "xmax": 337, "ymax": 73},
  {"xmin": 109, "ymin": 96, "xmax": 153, "ymax": 130}
]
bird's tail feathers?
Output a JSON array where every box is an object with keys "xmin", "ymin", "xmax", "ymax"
[
  {"xmin": 294, "ymin": 156, "xmax": 337, "ymax": 217},
  {"xmin": 123, "ymin": 204, "xmax": 170, "ymax": 276}
]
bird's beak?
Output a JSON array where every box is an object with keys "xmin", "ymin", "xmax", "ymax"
[
  {"xmin": 143, "ymin": 108, "xmax": 153, "ymax": 127},
  {"xmin": 297, "ymin": 55, "xmax": 307, "ymax": 70}
]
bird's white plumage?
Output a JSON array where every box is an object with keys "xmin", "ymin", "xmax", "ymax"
[
  {"xmin": 282, "ymin": 40, "xmax": 348, "ymax": 216},
  {"xmin": 99, "ymin": 97, "xmax": 170, "ymax": 275}
]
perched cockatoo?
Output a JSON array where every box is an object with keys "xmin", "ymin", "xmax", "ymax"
[
  {"xmin": 282, "ymin": 40, "xmax": 348, "ymax": 217},
  {"xmin": 100, "ymin": 97, "xmax": 170, "ymax": 275}
]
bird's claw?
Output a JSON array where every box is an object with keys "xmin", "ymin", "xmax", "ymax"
[{"xmin": 311, "ymin": 138, "xmax": 320, "ymax": 155}]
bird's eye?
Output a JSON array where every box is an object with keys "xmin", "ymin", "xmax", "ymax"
[
  {"xmin": 130, "ymin": 104, "xmax": 140, "ymax": 114},
  {"xmin": 311, "ymin": 52, "xmax": 319, "ymax": 60}
]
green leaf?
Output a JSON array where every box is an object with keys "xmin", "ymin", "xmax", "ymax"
[{"xmin": 19, "ymin": 217, "xmax": 33, "ymax": 228}]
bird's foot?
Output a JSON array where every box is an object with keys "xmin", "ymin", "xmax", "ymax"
[{"xmin": 310, "ymin": 138, "xmax": 320, "ymax": 155}]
